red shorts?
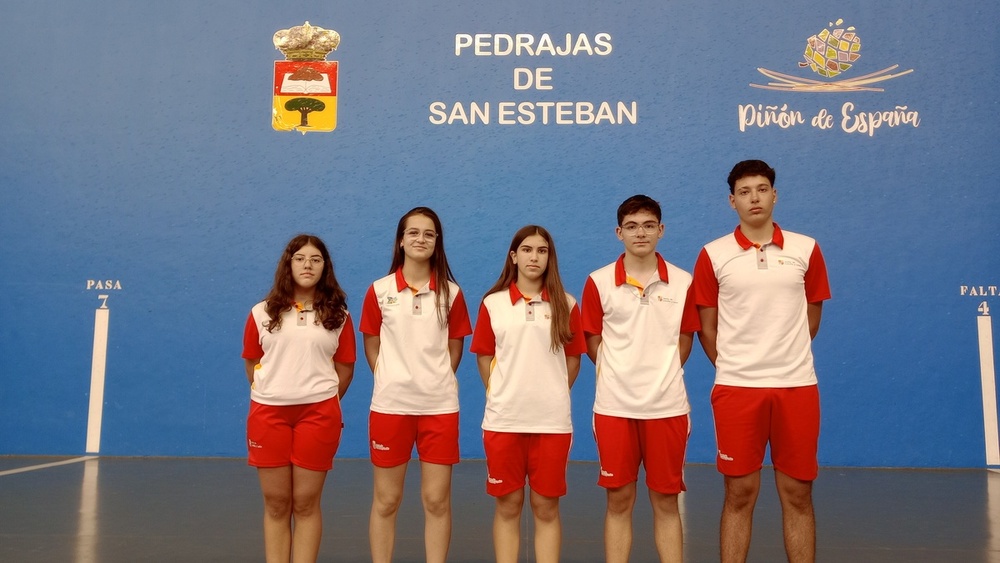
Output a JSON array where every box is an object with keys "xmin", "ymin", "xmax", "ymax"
[
  {"xmin": 711, "ymin": 384, "xmax": 820, "ymax": 481},
  {"xmin": 368, "ymin": 411, "xmax": 460, "ymax": 467},
  {"xmin": 593, "ymin": 413, "xmax": 689, "ymax": 494},
  {"xmin": 483, "ymin": 431, "xmax": 571, "ymax": 498},
  {"xmin": 247, "ymin": 396, "xmax": 343, "ymax": 471}
]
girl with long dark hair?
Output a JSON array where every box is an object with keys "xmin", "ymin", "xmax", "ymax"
[{"xmin": 359, "ymin": 207, "xmax": 472, "ymax": 563}]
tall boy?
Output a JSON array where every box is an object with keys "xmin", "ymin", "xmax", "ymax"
[
  {"xmin": 581, "ymin": 195, "xmax": 699, "ymax": 563},
  {"xmin": 692, "ymin": 160, "xmax": 830, "ymax": 563}
]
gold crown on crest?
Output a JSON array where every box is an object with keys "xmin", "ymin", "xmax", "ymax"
[{"xmin": 273, "ymin": 21, "xmax": 340, "ymax": 61}]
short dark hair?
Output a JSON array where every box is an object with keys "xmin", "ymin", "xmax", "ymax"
[
  {"xmin": 727, "ymin": 160, "xmax": 775, "ymax": 194},
  {"xmin": 616, "ymin": 194, "xmax": 661, "ymax": 226}
]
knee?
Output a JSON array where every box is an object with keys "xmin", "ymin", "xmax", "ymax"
[
  {"xmin": 782, "ymin": 493, "xmax": 813, "ymax": 515},
  {"xmin": 606, "ymin": 487, "xmax": 637, "ymax": 516},
  {"xmin": 724, "ymin": 478, "xmax": 760, "ymax": 511},
  {"xmin": 495, "ymin": 492, "xmax": 524, "ymax": 521},
  {"xmin": 648, "ymin": 492, "xmax": 679, "ymax": 518},
  {"xmin": 373, "ymin": 489, "xmax": 404, "ymax": 518},
  {"xmin": 263, "ymin": 493, "xmax": 292, "ymax": 520},
  {"xmin": 777, "ymin": 480, "xmax": 813, "ymax": 513},
  {"xmin": 292, "ymin": 492, "xmax": 322, "ymax": 519},
  {"xmin": 422, "ymin": 492, "xmax": 451, "ymax": 519},
  {"xmin": 529, "ymin": 496, "xmax": 560, "ymax": 523}
]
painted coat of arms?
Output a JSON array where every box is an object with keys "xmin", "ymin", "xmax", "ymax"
[{"xmin": 272, "ymin": 22, "xmax": 340, "ymax": 132}]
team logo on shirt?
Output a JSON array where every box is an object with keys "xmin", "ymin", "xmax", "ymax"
[
  {"xmin": 385, "ymin": 297, "xmax": 399, "ymax": 305},
  {"xmin": 777, "ymin": 258, "xmax": 802, "ymax": 267}
]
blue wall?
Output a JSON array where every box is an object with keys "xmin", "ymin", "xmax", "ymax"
[{"xmin": 1, "ymin": 0, "xmax": 998, "ymax": 468}]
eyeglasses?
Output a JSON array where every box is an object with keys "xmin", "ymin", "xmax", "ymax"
[
  {"xmin": 403, "ymin": 229, "xmax": 438, "ymax": 240},
  {"xmin": 620, "ymin": 222, "xmax": 660, "ymax": 235},
  {"xmin": 292, "ymin": 255, "xmax": 324, "ymax": 267}
]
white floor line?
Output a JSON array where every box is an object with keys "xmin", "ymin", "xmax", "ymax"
[{"xmin": 0, "ymin": 456, "xmax": 96, "ymax": 477}]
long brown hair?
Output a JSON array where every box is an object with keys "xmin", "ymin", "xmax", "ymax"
[
  {"xmin": 389, "ymin": 207, "xmax": 456, "ymax": 326},
  {"xmin": 483, "ymin": 225, "xmax": 573, "ymax": 351},
  {"xmin": 263, "ymin": 234, "xmax": 348, "ymax": 332}
]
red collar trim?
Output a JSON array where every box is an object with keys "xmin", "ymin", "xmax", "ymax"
[
  {"xmin": 614, "ymin": 253, "xmax": 670, "ymax": 285},
  {"xmin": 734, "ymin": 223, "xmax": 784, "ymax": 250},
  {"xmin": 394, "ymin": 269, "xmax": 437, "ymax": 292},
  {"xmin": 508, "ymin": 282, "xmax": 550, "ymax": 304}
]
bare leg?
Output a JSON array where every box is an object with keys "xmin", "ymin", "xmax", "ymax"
[
  {"xmin": 649, "ymin": 490, "xmax": 682, "ymax": 563},
  {"xmin": 720, "ymin": 471, "xmax": 761, "ymax": 563},
  {"xmin": 420, "ymin": 461, "xmax": 453, "ymax": 563},
  {"xmin": 493, "ymin": 488, "xmax": 525, "ymax": 563},
  {"xmin": 258, "ymin": 466, "xmax": 293, "ymax": 563},
  {"xmin": 289, "ymin": 465, "xmax": 328, "ymax": 563},
  {"xmin": 604, "ymin": 483, "xmax": 637, "ymax": 563},
  {"xmin": 529, "ymin": 489, "xmax": 562, "ymax": 563},
  {"xmin": 369, "ymin": 463, "xmax": 408, "ymax": 563},
  {"xmin": 775, "ymin": 470, "xmax": 815, "ymax": 563}
]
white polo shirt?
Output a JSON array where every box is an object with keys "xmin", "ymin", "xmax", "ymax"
[
  {"xmin": 692, "ymin": 224, "xmax": 831, "ymax": 388},
  {"xmin": 359, "ymin": 270, "xmax": 472, "ymax": 415},
  {"xmin": 582, "ymin": 253, "xmax": 700, "ymax": 419},
  {"xmin": 470, "ymin": 283, "xmax": 587, "ymax": 434},
  {"xmin": 242, "ymin": 302, "xmax": 356, "ymax": 406}
]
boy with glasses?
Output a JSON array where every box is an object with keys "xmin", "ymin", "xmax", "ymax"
[{"xmin": 581, "ymin": 194, "xmax": 699, "ymax": 563}]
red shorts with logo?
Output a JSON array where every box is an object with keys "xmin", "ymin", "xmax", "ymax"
[
  {"xmin": 483, "ymin": 431, "xmax": 571, "ymax": 498},
  {"xmin": 711, "ymin": 384, "xmax": 820, "ymax": 481},
  {"xmin": 368, "ymin": 411, "xmax": 460, "ymax": 467},
  {"xmin": 247, "ymin": 395, "xmax": 343, "ymax": 471},
  {"xmin": 593, "ymin": 413, "xmax": 690, "ymax": 494}
]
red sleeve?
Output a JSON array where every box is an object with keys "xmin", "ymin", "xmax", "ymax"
[
  {"xmin": 469, "ymin": 302, "xmax": 496, "ymax": 355},
  {"xmin": 448, "ymin": 290, "xmax": 474, "ymax": 339},
  {"xmin": 690, "ymin": 248, "xmax": 719, "ymax": 308},
  {"xmin": 680, "ymin": 284, "xmax": 701, "ymax": 333},
  {"xmin": 804, "ymin": 243, "xmax": 832, "ymax": 303},
  {"xmin": 358, "ymin": 284, "xmax": 382, "ymax": 335},
  {"xmin": 242, "ymin": 312, "xmax": 264, "ymax": 359},
  {"xmin": 565, "ymin": 303, "xmax": 588, "ymax": 356},
  {"xmin": 580, "ymin": 276, "xmax": 604, "ymax": 336},
  {"xmin": 333, "ymin": 314, "xmax": 357, "ymax": 363}
]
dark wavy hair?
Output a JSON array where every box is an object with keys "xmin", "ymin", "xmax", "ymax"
[
  {"xmin": 483, "ymin": 225, "xmax": 573, "ymax": 351},
  {"xmin": 389, "ymin": 207, "xmax": 457, "ymax": 326},
  {"xmin": 727, "ymin": 159, "xmax": 775, "ymax": 194},
  {"xmin": 263, "ymin": 234, "xmax": 348, "ymax": 332}
]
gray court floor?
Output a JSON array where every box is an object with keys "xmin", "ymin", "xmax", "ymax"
[{"xmin": 0, "ymin": 456, "xmax": 996, "ymax": 562}]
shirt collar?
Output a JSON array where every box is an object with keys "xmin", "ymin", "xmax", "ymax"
[
  {"xmin": 394, "ymin": 269, "xmax": 437, "ymax": 292},
  {"xmin": 613, "ymin": 252, "xmax": 669, "ymax": 286},
  {"xmin": 734, "ymin": 222, "xmax": 784, "ymax": 250},
  {"xmin": 507, "ymin": 281, "xmax": 550, "ymax": 304}
]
